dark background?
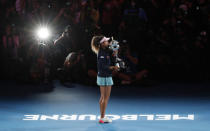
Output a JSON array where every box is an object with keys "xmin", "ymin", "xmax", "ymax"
[{"xmin": 0, "ymin": 0, "xmax": 209, "ymax": 92}]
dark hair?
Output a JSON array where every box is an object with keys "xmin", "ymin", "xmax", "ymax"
[{"xmin": 64, "ymin": 52, "xmax": 82, "ymax": 68}]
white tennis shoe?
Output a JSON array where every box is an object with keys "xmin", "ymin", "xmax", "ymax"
[{"xmin": 99, "ymin": 117, "xmax": 112, "ymax": 123}]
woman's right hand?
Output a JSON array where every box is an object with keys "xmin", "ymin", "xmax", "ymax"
[{"xmin": 109, "ymin": 66, "xmax": 119, "ymax": 71}]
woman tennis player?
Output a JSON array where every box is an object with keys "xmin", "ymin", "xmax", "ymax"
[{"xmin": 91, "ymin": 36, "xmax": 119, "ymax": 123}]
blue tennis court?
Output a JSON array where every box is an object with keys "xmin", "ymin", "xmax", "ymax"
[{"xmin": 0, "ymin": 81, "xmax": 210, "ymax": 131}]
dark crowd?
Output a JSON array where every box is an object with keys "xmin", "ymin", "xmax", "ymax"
[{"xmin": 0, "ymin": 0, "xmax": 209, "ymax": 87}]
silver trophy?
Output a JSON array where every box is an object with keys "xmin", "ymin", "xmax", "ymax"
[{"xmin": 109, "ymin": 37, "xmax": 125, "ymax": 70}]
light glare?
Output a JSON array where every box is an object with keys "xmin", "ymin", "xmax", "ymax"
[{"xmin": 37, "ymin": 27, "xmax": 50, "ymax": 40}]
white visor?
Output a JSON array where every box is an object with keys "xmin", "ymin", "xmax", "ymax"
[{"xmin": 100, "ymin": 37, "xmax": 110, "ymax": 44}]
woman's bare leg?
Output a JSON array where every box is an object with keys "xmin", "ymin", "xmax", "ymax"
[
  {"xmin": 99, "ymin": 86, "xmax": 106, "ymax": 118},
  {"xmin": 104, "ymin": 86, "xmax": 112, "ymax": 114},
  {"xmin": 99, "ymin": 86, "xmax": 112, "ymax": 119}
]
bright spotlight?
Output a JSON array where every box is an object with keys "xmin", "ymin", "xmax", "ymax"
[{"xmin": 37, "ymin": 27, "xmax": 50, "ymax": 40}]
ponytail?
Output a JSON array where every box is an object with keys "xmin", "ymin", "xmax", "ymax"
[{"xmin": 91, "ymin": 35, "xmax": 104, "ymax": 54}]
